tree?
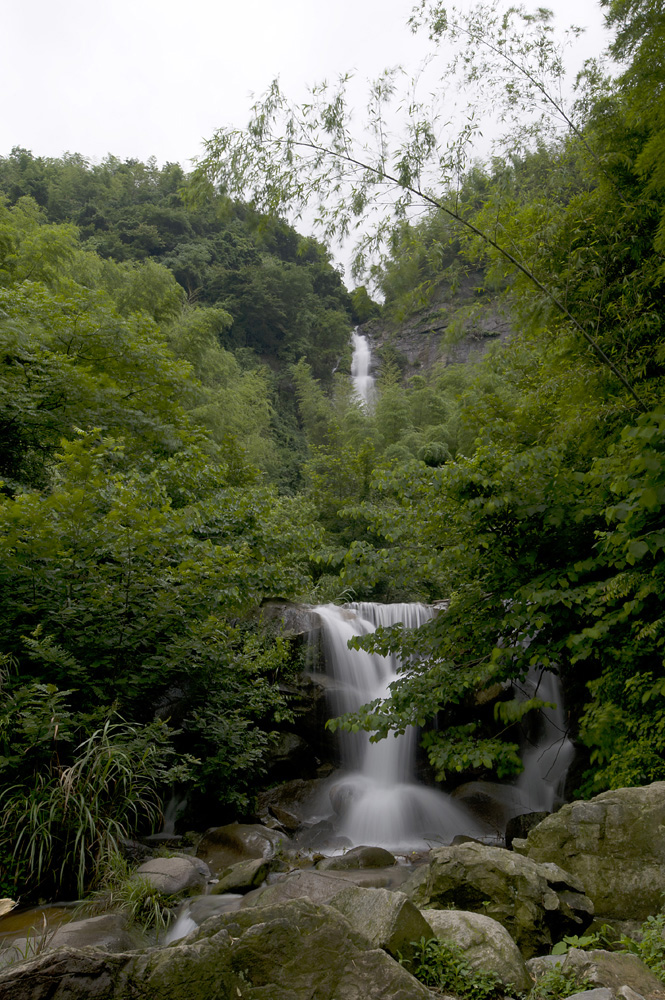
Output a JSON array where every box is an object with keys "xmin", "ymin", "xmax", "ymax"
[{"xmin": 195, "ymin": 1, "xmax": 665, "ymax": 792}]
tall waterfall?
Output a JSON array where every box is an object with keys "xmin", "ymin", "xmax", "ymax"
[
  {"xmin": 313, "ymin": 602, "xmax": 485, "ymax": 850},
  {"xmin": 312, "ymin": 602, "xmax": 574, "ymax": 850},
  {"xmin": 350, "ymin": 330, "xmax": 375, "ymax": 407}
]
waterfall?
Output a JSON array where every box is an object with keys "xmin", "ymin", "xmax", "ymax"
[
  {"xmin": 311, "ymin": 602, "xmax": 574, "ymax": 849},
  {"xmin": 350, "ymin": 330, "xmax": 375, "ymax": 407},
  {"xmin": 515, "ymin": 667, "xmax": 575, "ymax": 813},
  {"xmin": 312, "ymin": 602, "xmax": 486, "ymax": 850}
]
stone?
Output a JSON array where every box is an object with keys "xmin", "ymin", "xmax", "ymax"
[
  {"xmin": 256, "ymin": 777, "xmax": 324, "ymax": 831},
  {"xmin": 196, "ymin": 822, "xmax": 288, "ymax": 874},
  {"xmin": 562, "ymin": 948, "xmax": 665, "ymax": 999},
  {"xmin": 0, "ymin": 898, "xmax": 433, "ymax": 1000},
  {"xmin": 401, "ymin": 841, "xmax": 594, "ymax": 958},
  {"xmin": 135, "ymin": 856, "xmax": 209, "ymax": 894},
  {"xmin": 505, "ymin": 811, "xmax": 550, "ymax": 850},
  {"xmin": 316, "ymin": 846, "xmax": 397, "ymax": 870},
  {"xmin": 240, "ymin": 869, "xmax": 374, "ymax": 908},
  {"xmin": 329, "ymin": 886, "xmax": 433, "ymax": 961},
  {"xmin": 209, "ymin": 858, "xmax": 268, "ymax": 894},
  {"xmin": 514, "ymin": 782, "xmax": 665, "ymax": 921},
  {"xmin": 421, "ymin": 908, "xmax": 532, "ymax": 992}
]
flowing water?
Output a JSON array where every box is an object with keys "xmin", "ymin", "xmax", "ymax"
[
  {"xmin": 311, "ymin": 602, "xmax": 573, "ymax": 850},
  {"xmin": 350, "ymin": 330, "xmax": 375, "ymax": 407},
  {"xmin": 312, "ymin": 602, "xmax": 487, "ymax": 850}
]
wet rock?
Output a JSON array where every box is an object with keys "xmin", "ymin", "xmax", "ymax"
[
  {"xmin": 329, "ymin": 781, "xmax": 360, "ymax": 816},
  {"xmin": 421, "ymin": 908, "xmax": 532, "ymax": 992},
  {"xmin": 209, "ymin": 858, "xmax": 269, "ymax": 894},
  {"xmin": 329, "ymin": 886, "xmax": 433, "ymax": 962},
  {"xmin": 317, "ymin": 846, "xmax": 397, "ymax": 870},
  {"xmin": 401, "ymin": 841, "xmax": 593, "ymax": 958},
  {"xmin": 136, "ymin": 856, "xmax": 209, "ymax": 894},
  {"xmin": 196, "ymin": 822, "xmax": 289, "ymax": 874},
  {"xmin": 514, "ymin": 782, "xmax": 665, "ymax": 921}
]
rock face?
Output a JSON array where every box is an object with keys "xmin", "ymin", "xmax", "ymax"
[
  {"xmin": 401, "ymin": 841, "xmax": 594, "ymax": 958},
  {"xmin": 329, "ymin": 886, "xmax": 433, "ymax": 962},
  {"xmin": 514, "ymin": 782, "xmax": 665, "ymax": 921},
  {"xmin": 0, "ymin": 898, "xmax": 433, "ymax": 1000},
  {"xmin": 421, "ymin": 908, "xmax": 532, "ymax": 993}
]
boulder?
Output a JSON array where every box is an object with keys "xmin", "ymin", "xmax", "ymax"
[
  {"xmin": 196, "ymin": 823, "xmax": 288, "ymax": 874},
  {"xmin": 135, "ymin": 856, "xmax": 209, "ymax": 894},
  {"xmin": 0, "ymin": 898, "xmax": 433, "ymax": 1000},
  {"xmin": 562, "ymin": 948, "xmax": 665, "ymax": 999},
  {"xmin": 210, "ymin": 858, "xmax": 268, "ymax": 895},
  {"xmin": 329, "ymin": 886, "xmax": 433, "ymax": 961},
  {"xmin": 514, "ymin": 782, "xmax": 665, "ymax": 921},
  {"xmin": 240, "ymin": 868, "xmax": 397, "ymax": 908},
  {"xmin": 401, "ymin": 841, "xmax": 593, "ymax": 958},
  {"xmin": 317, "ymin": 846, "xmax": 397, "ymax": 870},
  {"xmin": 421, "ymin": 908, "xmax": 532, "ymax": 992}
]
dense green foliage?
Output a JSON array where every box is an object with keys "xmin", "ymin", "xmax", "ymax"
[
  {"xmin": 197, "ymin": 0, "xmax": 665, "ymax": 793},
  {"xmin": 2, "ymin": 0, "xmax": 665, "ymax": 901},
  {"xmin": 0, "ymin": 164, "xmax": 344, "ymax": 897}
]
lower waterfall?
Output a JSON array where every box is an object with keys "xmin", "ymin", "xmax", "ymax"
[
  {"xmin": 312, "ymin": 602, "xmax": 486, "ymax": 850},
  {"xmin": 310, "ymin": 601, "xmax": 573, "ymax": 851}
]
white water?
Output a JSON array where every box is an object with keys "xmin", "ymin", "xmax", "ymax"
[
  {"xmin": 350, "ymin": 330, "xmax": 375, "ymax": 407},
  {"xmin": 313, "ymin": 602, "xmax": 574, "ymax": 848},
  {"xmin": 314, "ymin": 602, "xmax": 487, "ymax": 850},
  {"xmin": 515, "ymin": 667, "xmax": 575, "ymax": 813}
]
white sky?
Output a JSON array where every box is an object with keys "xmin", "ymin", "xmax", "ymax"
[{"xmin": 3, "ymin": 0, "xmax": 610, "ymax": 169}]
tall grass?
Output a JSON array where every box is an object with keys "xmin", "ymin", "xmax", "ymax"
[{"xmin": 0, "ymin": 719, "xmax": 178, "ymax": 897}]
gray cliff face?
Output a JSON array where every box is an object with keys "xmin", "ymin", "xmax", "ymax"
[{"xmin": 360, "ymin": 269, "xmax": 513, "ymax": 379}]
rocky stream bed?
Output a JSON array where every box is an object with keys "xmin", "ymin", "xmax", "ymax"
[{"xmin": 2, "ymin": 782, "xmax": 665, "ymax": 999}]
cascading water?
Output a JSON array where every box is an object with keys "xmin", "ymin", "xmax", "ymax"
[
  {"xmin": 312, "ymin": 602, "xmax": 486, "ymax": 850},
  {"xmin": 515, "ymin": 668, "xmax": 575, "ymax": 813},
  {"xmin": 350, "ymin": 330, "xmax": 375, "ymax": 407},
  {"xmin": 311, "ymin": 602, "xmax": 574, "ymax": 849}
]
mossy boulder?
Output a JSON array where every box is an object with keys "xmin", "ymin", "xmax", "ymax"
[
  {"xmin": 421, "ymin": 908, "xmax": 532, "ymax": 992},
  {"xmin": 513, "ymin": 782, "xmax": 665, "ymax": 921},
  {"xmin": 329, "ymin": 886, "xmax": 433, "ymax": 961},
  {"xmin": 0, "ymin": 898, "xmax": 432, "ymax": 1000},
  {"xmin": 401, "ymin": 841, "xmax": 593, "ymax": 958}
]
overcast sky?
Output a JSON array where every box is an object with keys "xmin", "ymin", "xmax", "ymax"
[{"xmin": 3, "ymin": 0, "xmax": 610, "ymax": 170}]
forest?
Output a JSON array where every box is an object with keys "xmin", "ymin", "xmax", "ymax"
[{"xmin": 0, "ymin": 0, "xmax": 663, "ymax": 905}]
